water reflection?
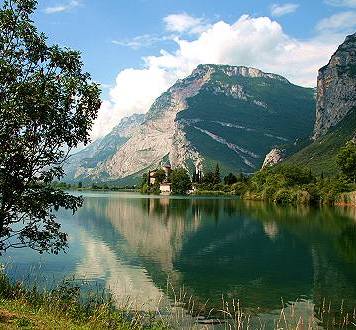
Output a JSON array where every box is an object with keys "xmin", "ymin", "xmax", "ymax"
[{"xmin": 3, "ymin": 192, "xmax": 356, "ymax": 322}]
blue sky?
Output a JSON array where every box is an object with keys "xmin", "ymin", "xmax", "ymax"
[{"xmin": 32, "ymin": 0, "xmax": 356, "ymax": 139}]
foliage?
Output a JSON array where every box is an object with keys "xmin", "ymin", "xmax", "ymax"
[
  {"xmin": 0, "ymin": 0, "xmax": 101, "ymax": 254},
  {"xmin": 154, "ymin": 168, "xmax": 167, "ymax": 184},
  {"xmin": 245, "ymin": 165, "xmax": 351, "ymax": 205},
  {"xmin": 192, "ymin": 170, "xmax": 202, "ymax": 183},
  {"xmin": 337, "ymin": 141, "xmax": 356, "ymax": 183},
  {"xmin": 224, "ymin": 173, "xmax": 238, "ymax": 185},
  {"xmin": 201, "ymin": 171, "xmax": 216, "ymax": 185},
  {"xmin": 193, "ymin": 158, "xmax": 353, "ymax": 205},
  {"xmin": 214, "ymin": 163, "xmax": 221, "ymax": 184},
  {"xmin": 0, "ymin": 271, "xmax": 168, "ymax": 329},
  {"xmin": 285, "ymin": 108, "xmax": 356, "ymax": 176},
  {"xmin": 170, "ymin": 167, "xmax": 192, "ymax": 195},
  {"xmin": 200, "ymin": 163, "xmax": 222, "ymax": 187},
  {"xmin": 139, "ymin": 173, "xmax": 149, "ymax": 192}
]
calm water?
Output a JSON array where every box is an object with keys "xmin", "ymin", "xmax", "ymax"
[{"xmin": 2, "ymin": 192, "xmax": 356, "ymax": 325}]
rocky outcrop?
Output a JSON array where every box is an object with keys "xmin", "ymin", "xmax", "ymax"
[
  {"xmin": 313, "ymin": 33, "xmax": 356, "ymax": 139},
  {"xmin": 352, "ymin": 134, "xmax": 356, "ymax": 144},
  {"xmin": 262, "ymin": 148, "xmax": 285, "ymax": 169}
]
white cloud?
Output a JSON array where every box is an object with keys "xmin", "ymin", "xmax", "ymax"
[
  {"xmin": 90, "ymin": 67, "xmax": 175, "ymax": 140},
  {"xmin": 44, "ymin": 0, "xmax": 80, "ymax": 14},
  {"xmin": 112, "ymin": 34, "xmax": 170, "ymax": 50},
  {"xmin": 270, "ymin": 3, "xmax": 300, "ymax": 17},
  {"xmin": 316, "ymin": 11, "xmax": 356, "ymax": 32},
  {"xmin": 91, "ymin": 14, "xmax": 343, "ymax": 140},
  {"xmin": 324, "ymin": 0, "xmax": 356, "ymax": 7},
  {"xmin": 163, "ymin": 13, "xmax": 209, "ymax": 34}
]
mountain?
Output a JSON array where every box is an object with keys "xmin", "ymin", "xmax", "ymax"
[
  {"xmin": 64, "ymin": 113, "xmax": 145, "ymax": 180},
  {"xmin": 284, "ymin": 33, "xmax": 356, "ymax": 175},
  {"xmin": 64, "ymin": 64, "xmax": 315, "ymax": 183},
  {"xmin": 313, "ymin": 33, "xmax": 356, "ymax": 140}
]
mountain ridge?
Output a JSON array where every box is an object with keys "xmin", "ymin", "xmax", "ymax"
[{"xmin": 64, "ymin": 64, "xmax": 315, "ymax": 183}]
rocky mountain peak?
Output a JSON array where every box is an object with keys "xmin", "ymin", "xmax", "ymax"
[
  {"xmin": 313, "ymin": 32, "xmax": 356, "ymax": 139},
  {"xmin": 193, "ymin": 64, "xmax": 290, "ymax": 83}
]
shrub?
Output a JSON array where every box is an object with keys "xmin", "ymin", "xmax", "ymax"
[
  {"xmin": 171, "ymin": 168, "xmax": 192, "ymax": 195},
  {"xmin": 273, "ymin": 189, "xmax": 296, "ymax": 204}
]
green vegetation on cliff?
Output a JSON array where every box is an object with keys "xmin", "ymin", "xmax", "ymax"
[
  {"xmin": 193, "ymin": 141, "xmax": 356, "ymax": 205},
  {"xmin": 284, "ymin": 108, "xmax": 356, "ymax": 176}
]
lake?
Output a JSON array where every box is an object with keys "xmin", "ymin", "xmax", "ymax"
[{"xmin": 2, "ymin": 192, "xmax": 356, "ymax": 327}]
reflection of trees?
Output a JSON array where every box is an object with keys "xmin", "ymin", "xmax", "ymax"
[
  {"xmin": 336, "ymin": 225, "xmax": 356, "ymax": 263},
  {"xmin": 73, "ymin": 193, "xmax": 356, "ymax": 318},
  {"xmin": 238, "ymin": 201, "xmax": 356, "ymax": 319},
  {"xmin": 174, "ymin": 207, "xmax": 313, "ymax": 311}
]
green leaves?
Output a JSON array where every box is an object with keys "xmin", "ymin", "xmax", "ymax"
[
  {"xmin": 0, "ymin": 0, "xmax": 101, "ymax": 254},
  {"xmin": 171, "ymin": 168, "xmax": 192, "ymax": 195},
  {"xmin": 337, "ymin": 141, "xmax": 356, "ymax": 183}
]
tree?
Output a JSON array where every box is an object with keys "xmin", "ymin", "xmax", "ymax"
[
  {"xmin": 154, "ymin": 168, "xmax": 166, "ymax": 184},
  {"xmin": 201, "ymin": 171, "xmax": 215, "ymax": 185},
  {"xmin": 192, "ymin": 171, "xmax": 198, "ymax": 183},
  {"xmin": 224, "ymin": 173, "xmax": 238, "ymax": 185},
  {"xmin": 214, "ymin": 163, "xmax": 221, "ymax": 184},
  {"xmin": 0, "ymin": 0, "xmax": 101, "ymax": 254},
  {"xmin": 170, "ymin": 168, "xmax": 192, "ymax": 195},
  {"xmin": 337, "ymin": 141, "xmax": 356, "ymax": 183}
]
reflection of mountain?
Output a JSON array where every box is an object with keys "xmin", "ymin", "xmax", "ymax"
[
  {"xmin": 80, "ymin": 195, "xmax": 201, "ymax": 276},
  {"xmin": 74, "ymin": 230, "xmax": 168, "ymax": 311},
  {"xmin": 72, "ymin": 193, "xmax": 356, "ymax": 316}
]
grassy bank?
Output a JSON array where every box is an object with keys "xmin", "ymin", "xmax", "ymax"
[
  {"xmin": 1, "ymin": 271, "xmax": 356, "ymax": 329},
  {"xmin": 336, "ymin": 191, "xmax": 356, "ymax": 206},
  {"xmin": 0, "ymin": 272, "xmax": 167, "ymax": 329}
]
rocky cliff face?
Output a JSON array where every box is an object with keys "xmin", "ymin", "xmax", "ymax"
[
  {"xmin": 262, "ymin": 148, "xmax": 285, "ymax": 169},
  {"xmin": 65, "ymin": 64, "xmax": 315, "ymax": 182},
  {"xmin": 64, "ymin": 113, "xmax": 145, "ymax": 179},
  {"xmin": 313, "ymin": 33, "xmax": 356, "ymax": 139}
]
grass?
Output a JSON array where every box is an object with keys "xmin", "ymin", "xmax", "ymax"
[
  {"xmin": 0, "ymin": 272, "xmax": 168, "ymax": 329},
  {"xmin": 1, "ymin": 270, "xmax": 356, "ymax": 329}
]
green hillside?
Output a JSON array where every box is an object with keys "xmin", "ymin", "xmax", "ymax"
[
  {"xmin": 178, "ymin": 65, "xmax": 315, "ymax": 173},
  {"xmin": 284, "ymin": 107, "xmax": 356, "ymax": 175}
]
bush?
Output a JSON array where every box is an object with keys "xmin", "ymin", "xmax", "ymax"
[
  {"xmin": 273, "ymin": 189, "xmax": 296, "ymax": 204},
  {"xmin": 296, "ymin": 190, "xmax": 312, "ymax": 204},
  {"xmin": 171, "ymin": 168, "xmax": 192, "ymax": 195}
]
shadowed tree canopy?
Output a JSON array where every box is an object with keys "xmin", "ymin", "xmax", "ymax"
[
  {"xmin": 224, "ymin": 173, "xmax": 238, "ymax": 185},
  {"xmin": 0, "ymin": 0, "xmax": 101, "ymax": 254}
]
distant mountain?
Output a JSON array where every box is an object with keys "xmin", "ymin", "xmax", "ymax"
[
  {"xmin": 284, "ymin": 32, "xmax": 356, "ymax": 175},
  {"xmin": 64, "ymin": 64, "xmax": 315, "ymax": 183},
  {"xmin": 64, "ymin": 113, "xmax": 145, "ymax": 180}
]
